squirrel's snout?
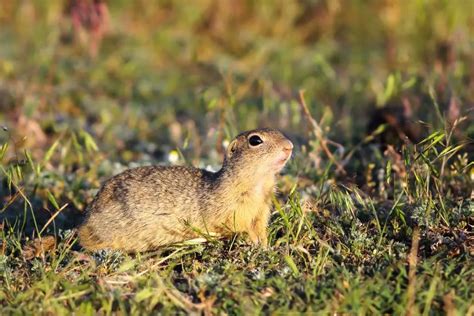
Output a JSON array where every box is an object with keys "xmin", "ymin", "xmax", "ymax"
[{"xmin": 282, "ymin": 141, "xmax": 293, "ymax": 155}]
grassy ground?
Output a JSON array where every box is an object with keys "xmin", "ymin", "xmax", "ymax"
[{"xmin": 0, "ymin": 1, "xmax": 473, "ymax": 314}]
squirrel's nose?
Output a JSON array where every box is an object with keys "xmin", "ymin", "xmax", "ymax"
[{"xmin": 283, "ymin": 141, "xmax": 293, "ymax": 155}]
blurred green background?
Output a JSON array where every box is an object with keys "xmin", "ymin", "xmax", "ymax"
[
  {"xmin": 0, "ymin": 0, "xmax": 472, "ymax": 165},
  {"xmin": 1, "ymin": 2, "xmax": 473, "ymax": 314}
]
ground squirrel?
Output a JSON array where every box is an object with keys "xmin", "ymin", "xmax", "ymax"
[{"xmin": 78, "ymin": 128, "xmax": 293, "ymax": 252}]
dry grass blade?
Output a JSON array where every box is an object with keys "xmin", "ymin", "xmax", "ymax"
[
  {"xmin": 443, "ymin": 290, "xmax": 456, "ymax": 316},
  {"xmin": 164, "ymin": 283, "xmax": 203, "ymax": 315},
  {"xmin": 298, "ymin": 90, "xmax": 346, "ymax": 175},
  {"xmin": 406, "ymin": 227, "xmax": 420, "ymax": 316},
  {"xmin": 39, "ymin": 203, "xmax": 69, "ymax": 235}
]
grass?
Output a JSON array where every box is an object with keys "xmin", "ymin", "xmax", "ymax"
[{"xmin": 0, "ymin": 1, "xmax": 473, "ymax": 314}]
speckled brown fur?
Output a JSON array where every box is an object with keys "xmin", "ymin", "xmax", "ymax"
[{"xmin": 78, "ymin": 128, "xmax": 293, "ymax": 252}]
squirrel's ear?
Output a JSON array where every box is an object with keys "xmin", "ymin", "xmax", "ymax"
[{"xmin": 226, "ymin": 139, "xmax": 238, "ymax": 159}]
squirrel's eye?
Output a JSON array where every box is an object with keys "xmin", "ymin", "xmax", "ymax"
[{"xmin": 248, "ymin": 135, "xmax": 263, "ymax": 146}]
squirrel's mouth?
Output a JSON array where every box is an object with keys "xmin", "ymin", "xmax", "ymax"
[{"xmin": 274, "ymin": 152, "xmax": 292, "ymax": 171}]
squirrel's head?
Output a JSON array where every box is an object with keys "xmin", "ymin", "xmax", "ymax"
[{"xmin": 223, "ymin": 128, "xmax": 293, "ymax": 174}]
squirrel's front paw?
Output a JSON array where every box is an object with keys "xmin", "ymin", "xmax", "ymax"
[{"xmin": 248, "ymin": 232, "xmax": 268, "ymax": 248}]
